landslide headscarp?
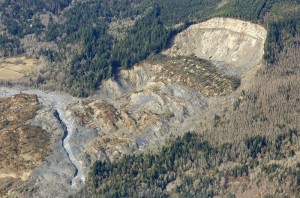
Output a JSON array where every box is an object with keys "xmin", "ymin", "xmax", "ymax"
[{"xmin": 163, "ymin": 17, "xmax": 267, "ymax": 75}]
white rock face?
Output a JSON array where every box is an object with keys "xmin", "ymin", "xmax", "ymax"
[{"xmin": 163, "ymin": 18, "xmax": 267, "ymax": 73}]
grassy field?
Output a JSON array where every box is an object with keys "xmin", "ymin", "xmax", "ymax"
[{"xmin": 0, "ymin": 56, "xmax": 43, "ymax": 81}]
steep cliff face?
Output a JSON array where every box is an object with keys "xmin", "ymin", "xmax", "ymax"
[{"xmin": 163, "ymin": 18, "xmax": 267, "ymax": 75}]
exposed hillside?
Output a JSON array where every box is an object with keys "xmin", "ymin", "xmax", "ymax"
[{"xmin": 163, "ymin": 17, "xmax": 267, "ymax": 75}]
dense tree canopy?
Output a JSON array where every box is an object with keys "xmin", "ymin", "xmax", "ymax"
[{"xmin": 76, "ymin": 130, "xmax": 300, "ymax": 197}]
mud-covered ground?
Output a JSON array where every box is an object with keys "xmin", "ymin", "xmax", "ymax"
[{"xmin": 0, "ymin": 88, "xmax": 86, "ymax": 197}]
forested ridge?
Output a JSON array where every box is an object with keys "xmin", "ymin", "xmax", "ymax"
[
  {"xmin": 1, "ymin": 0, "xmax": 299, "ymax": 96},
  {"xmin": 76, "ymin": 130, "xmax": 300, "ymax": 197}
]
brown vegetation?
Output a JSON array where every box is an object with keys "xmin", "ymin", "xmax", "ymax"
[
  {"xmin": 150, "ymin": 55, "xmax": 240, "ymax": 96},
  {"xmin": 0, "ymin": 94, "xmax": 50, "ymax": 195},
  {"xmin": 0, "ymin": 56, "xmax": 44, "ymax": 81}
]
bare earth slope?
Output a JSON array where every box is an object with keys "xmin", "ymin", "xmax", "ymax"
[{"xmin": 163, "ymin": 17, "xmax": 267, "ymax": 75}]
